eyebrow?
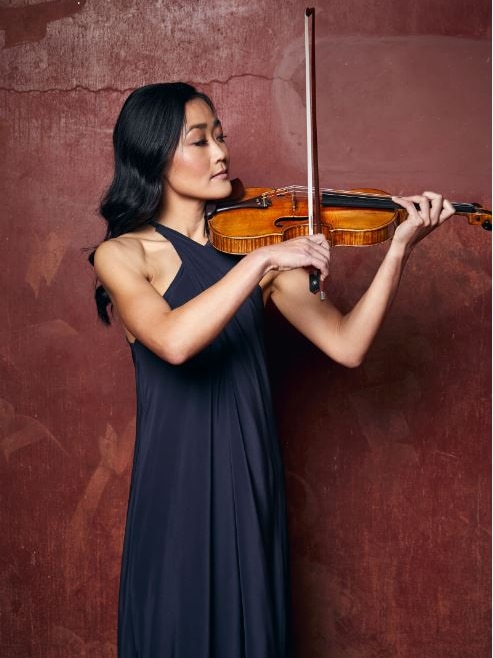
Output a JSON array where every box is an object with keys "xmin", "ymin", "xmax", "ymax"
[{"xmin": 186, "ymin": 118, "xmax": 221, "ymax": 134}]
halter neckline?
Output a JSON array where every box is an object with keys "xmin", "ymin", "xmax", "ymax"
[{"xmin": 149, "ymin": 220, "xmax": 210, "ymax": 247}]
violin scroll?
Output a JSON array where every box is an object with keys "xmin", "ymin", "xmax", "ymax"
[{"xmin": 464, "ymin": 203, "xmax": 492, "ymax": 231}]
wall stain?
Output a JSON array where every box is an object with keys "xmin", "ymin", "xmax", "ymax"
[
  {"xmin": 0, "ymin": 0, "xmax": 86, "ymax": 48},
  {"xmin": 63, "ymin": 419, "xmax": 135, "ymax": 595},
  {"xmin": 0, "ymin": 397, "xmax": 69, "ymax": 462},
  {"xmin": 50, "ymin": 625, "xmax": 116, "ymax": 657},
  {"xmin": 25, "ymin": 231, "xmax": 72, "ymax": 297}
]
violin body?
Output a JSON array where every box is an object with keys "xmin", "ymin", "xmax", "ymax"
[{"xmin": 206, "ymin": 181, "xmax": 491, "ymax": 255}]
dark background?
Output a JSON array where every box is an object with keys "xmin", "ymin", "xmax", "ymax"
[{"xmin": 0, "ymin": 1, "xmax": 490, "ymax": 656}]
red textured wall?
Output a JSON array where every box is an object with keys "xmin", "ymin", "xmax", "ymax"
[{"xmin": 1, "ymin": 1, "xmax": 490, "ymax": 657}]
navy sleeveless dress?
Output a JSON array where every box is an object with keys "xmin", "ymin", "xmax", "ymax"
[{"xmin": 118, "ymin": 223, "xmax": 293, "ymax": 658}]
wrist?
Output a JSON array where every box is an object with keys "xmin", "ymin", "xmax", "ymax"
[
  {"xmin": 388, "ymin": 238, "xmax": 412, "ymax": 261},
  {"xmin": 245, "ymin": 246, "xmax": 275, "ymax": 279}
]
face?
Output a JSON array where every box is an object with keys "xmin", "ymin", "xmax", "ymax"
[{"xmin": 164, "ymin": 98, "xmax": 231, "ymax": 202}]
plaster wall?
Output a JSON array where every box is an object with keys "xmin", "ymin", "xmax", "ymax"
[{"xmin": 0, "ymin": 1, "xmax": 490, "ymax": 656}]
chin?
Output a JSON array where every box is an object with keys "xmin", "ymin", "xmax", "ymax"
[{"xmin": 211, "ymin": 179, "xmax": 232, "ymax": 199}]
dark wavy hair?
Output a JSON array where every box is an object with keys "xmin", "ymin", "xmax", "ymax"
[{"xmin": 89, "ymin": 82, "xmax": 215, "ymax": 324}]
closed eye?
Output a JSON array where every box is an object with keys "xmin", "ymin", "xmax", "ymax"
[{"xmin": 193, "ymin": 133, "xmax": 227, "ymax": 147}]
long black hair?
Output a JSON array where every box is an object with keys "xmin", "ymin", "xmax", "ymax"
[{"xmin": 89, "ymin": 82, "xmax": 215, "ymax": 324}]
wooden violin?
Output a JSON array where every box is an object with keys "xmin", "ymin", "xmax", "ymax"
[
  {"xmin": 205, "ymin": 179, "xmax": 492, "ymax": 255},
  {"xmin": 206, "ymin": 8, "xmax": 491, "ymax": 261}
]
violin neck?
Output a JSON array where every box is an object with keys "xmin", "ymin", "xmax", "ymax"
[{"xmin": 321, "ymin": 191, "xmax": 477, "ymax": 215}]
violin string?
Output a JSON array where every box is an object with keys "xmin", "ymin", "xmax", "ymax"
[
  {"xmin": 255, "ymin": 186, "xmax": 485, "ymax": 215},
  {"xmin": 293, "ymin": 185, "xmax": 392, "ymax": 200},
  {"xmin": 263, "ymin": 185, "xmax": 393, "ymax": 202}
]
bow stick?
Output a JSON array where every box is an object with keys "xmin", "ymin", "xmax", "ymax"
[{"xmin": 305, "ymin": 7, "xmax": 326, "ymax": 299}]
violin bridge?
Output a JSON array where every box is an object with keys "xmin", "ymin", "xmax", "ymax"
[{"xmin": 291, "ymin": 191, "xmax": 297, "ymax": 212}]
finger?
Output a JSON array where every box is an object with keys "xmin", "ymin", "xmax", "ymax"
[
  {"xmin": 303, "ymin": 241, "xmax": 330, "ymax": 277},
  {"xmin": 299, "ymin": 235, "xmax": 331, "ymax": 263},
  {"xmin": 302, "ymin": 256, "xmax": 329, "ymax": 280},
  {"xmin": 285, "ymin": 234, "xmax": 329, "ymax": 257},
  {"xmin": 439, "ymin": 198, "xmax": 456, "ymax": 223},
  {"xmin": 422, "ymin": 191, "xmax": 443, "ymax": 224},
  {"xmin": 392, "ymin": 195, "xmax": 412, "ymax": 210},
  {"xmin": 393, "ymin": 195, "xmax": 431, "ymax": 225},
  {"xmin": 306, "ymin": 243, "xmax": 331, "ymax": 268},
  {"xmin": 306, "ymin": 233, "xmax": 331, "ymax": 250},
  {"xmin": 392, "ymin": 196, "xmax": 421, "ymax": 222},
  {"xmin": 310, "ymin": 244, "xmax": 331, "ymax": 273},
  {"xmin": 422, "ymin": 190, "xmax": 443, "ymax": 200},
  {"xmin": 407, "ymin": 195, "xmax": 431, "ymax": 224},
  {"xmin": 306, "ymin": 256, "xmax": 330, "ymax": 279}
]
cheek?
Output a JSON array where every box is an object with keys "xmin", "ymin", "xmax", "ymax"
[{"xmin": 171, "ymin": 149, "xmax": 208, "ymax": 179}]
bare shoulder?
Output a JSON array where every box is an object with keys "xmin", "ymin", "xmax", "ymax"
[
  {"xmin": 93, "ymin": 223, "xmax": 168, "ymax": 280},
  {"xmin": 94, "ymin": 232, "xmax": 144, "ymax": 273},
  {"xmin": 93, "ymin": 225, "xmax": 181, "ymax": 298}
]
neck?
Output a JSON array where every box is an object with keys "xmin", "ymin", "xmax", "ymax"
[{"xmin": 155, "ymin": 192, "xmax": 207, "ymax": 242}]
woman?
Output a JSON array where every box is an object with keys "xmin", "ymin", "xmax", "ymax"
[{"xmin": 92, "ymin": 82, "xmax": 454, "ymax": 658}]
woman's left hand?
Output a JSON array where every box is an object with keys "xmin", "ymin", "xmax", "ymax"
[{"xmin": 391, "ymin": 191, "xmax": 455, "ymax": 250}]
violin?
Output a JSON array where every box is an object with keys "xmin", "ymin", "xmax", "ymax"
[
  {"xmin": 207, "ymin": 7, "xmax": 491, "ymax": 280},
  {"xmin": 205, "ymin": 178, "xmax": 492, "ymax": 255}
]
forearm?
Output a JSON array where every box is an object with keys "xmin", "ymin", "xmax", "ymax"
[
  {"xmin": 270, "ymin": 192, "xmax": 454, "ymax": 367},
  {"xmin": 136, "ymin": 249, "xmax": 269, "ymax": 363},
  {"xmin": 338, "ymin": 240, "xmax": 411, "ymax": 364}
]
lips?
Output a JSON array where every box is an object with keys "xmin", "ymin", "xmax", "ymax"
[{"xmin": 211, "ymin": 170, "xmax": 229, "ymax": 179}]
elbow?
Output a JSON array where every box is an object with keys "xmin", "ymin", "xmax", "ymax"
[
  {"xmin": 332, "ymin": 347, "xmax": 367, "ymax": 369},
  {"xmin": 162, "ymin": 345, "xmax": 190, "ymax": 366},
  {"xmin": 322, "ymin": 350, "xmax": 364, "ymax": 369},
  {"xmin": 342, "ymin": 354, "xmax": 364, "ymax": 368},
  {"xmin": 327, "ymin": 320, "xmax": 368, "ymax": 368},
  {"xmin": 156, "ymin": 336, "xmax": 191, "ymax": 366},
  {"xmin": 163, "ymin": 350, "xmax": 188, "ymax": 366}
]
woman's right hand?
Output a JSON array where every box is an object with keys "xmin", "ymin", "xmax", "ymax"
[{"xmin": 255, "ymin": 233, "xmax": 331, "ymax": 281}]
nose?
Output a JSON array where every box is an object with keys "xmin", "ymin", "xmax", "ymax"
[{"xmin": 211, "ymin": 138, "xmax": 228, "ymax": 163}]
